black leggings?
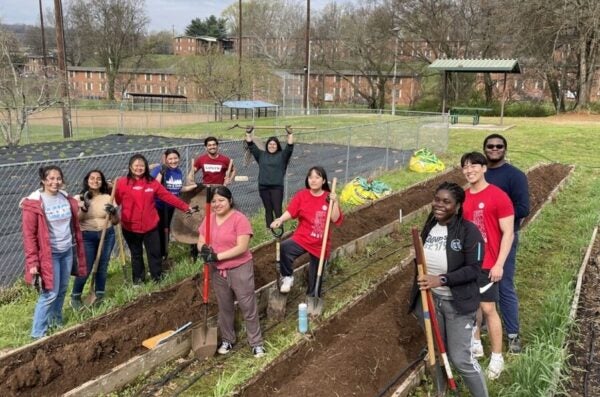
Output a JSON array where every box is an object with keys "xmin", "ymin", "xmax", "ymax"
[
  {"xmin": 157, "ymin": 206, "xmax": 175, "ymax": 258},
  {"xmin": 122, "ymin": 227, "xmax": 162, "ymax": 283},
  {"xmin": 259, "ymin": 186, "xmax": 284, "ymax": 228}
]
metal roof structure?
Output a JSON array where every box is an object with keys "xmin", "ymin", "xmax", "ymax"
[
  {"xmin": 222, "ymin": 100, "xmax": 278, "ymax": 109},
  {"xmin": 428, "ymin": 59, "xmax": 521, "ymax": 73}
]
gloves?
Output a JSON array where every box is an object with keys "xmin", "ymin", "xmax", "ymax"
[
  {"xmin": 80, "ymin": 191, "xmax": 92, "ymax": 212},
  {"xmin": 33, "ymin": 273, "xmax": 41, "ymax": 293},
  {"xmin": 285, "ymin": 125, "xmax": 293, "ymax": 135},
  {"xmin": 200, "ymin": 244, "xmax": 218, "ymax": 263},
  {"xmin": 186, "ymin": 205, "xmax": 199, "ymax": 215},
  {"xmin": 104, "ymin": 203, "xmax": 117, "ymax": 215},
  {"xmin": 245, "ymin": 126, "xmax": 254, "ymax": 134}
]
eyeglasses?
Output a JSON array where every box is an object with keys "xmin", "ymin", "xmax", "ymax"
[{"xmin": 485, "ymin": 144, "xmax": 505, "ymax": 150}]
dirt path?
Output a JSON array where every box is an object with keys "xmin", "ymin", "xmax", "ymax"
[
  {"xmin": 565, "ymin": 235, "xmax": 600, "ymax": 397},
  {"xmin": 236, "ymin": 163, "xmax": 573, "ymax": 397}
]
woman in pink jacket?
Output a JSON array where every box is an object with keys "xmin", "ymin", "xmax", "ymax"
[
  {"xmin": 21, "ymin": 165, "xmax": 87, "ymax": 339},
  {"xmin": 115, "ymin": 154, "xmax": 192, "ymax": 284}
]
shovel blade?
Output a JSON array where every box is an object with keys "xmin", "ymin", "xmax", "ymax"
[
  {"xmin": 191, "ymin": 323, "xmax": 218, "ymax": 359},
  {"xmin": 267, "ymin": 288, "xmax": 288, "ymax": 320},
  {"xmin": 84, "ymin": 291, "xmax": 97, "ymax": 306},
  {"xmin": 307, "ymin": 296, "xmax": 324, "ymax": 317}
]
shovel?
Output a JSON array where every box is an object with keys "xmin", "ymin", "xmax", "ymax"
[
  {"xmin": 307, "ymin": 178, "xmax": 337, "ymax": 317},
  {"xmin": 142, "ymin": 321, "xmax": 192, "ymax": 349},
  {"xmin": 191, "ymin": 186, "xmax": 218, "ymax": 358},
  {"xmin": 267, "ymin": 226, "xmax": 287, "ymax": 320},
  {"xmin": 84, "ymin": 177, "xmax": 118, "ymax": 306}
]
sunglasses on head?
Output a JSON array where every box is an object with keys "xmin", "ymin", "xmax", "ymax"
[{"xmin": 486, "ymin": 144, "xmax": 505, "ymax": 150}]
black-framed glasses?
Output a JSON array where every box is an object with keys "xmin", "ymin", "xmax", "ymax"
[{"xmin": 486, "ymin": 144, "xmax": 505, "ymax": 150}]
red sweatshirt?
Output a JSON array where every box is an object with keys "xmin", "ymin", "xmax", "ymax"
[{"xmin": 115, "ymin": 177, "xmax": 189, "ymax": 233}]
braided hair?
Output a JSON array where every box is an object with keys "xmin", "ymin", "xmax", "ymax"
[{"xmin": 423, "ymin": 181, "xmax": 466, "ymax": 231}]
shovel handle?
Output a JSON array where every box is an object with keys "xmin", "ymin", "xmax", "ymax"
[
  {"xmin": 316, "ymin": 178, "xmax": 337, "ymax": 278},
  {"xmin": 202, "ymin": 187, "xmax": 212, "ymax": 304}
]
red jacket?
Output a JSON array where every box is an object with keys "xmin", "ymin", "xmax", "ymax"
[
  {"xmin": 115, "ymin": 177, "xmax": 189, "ymax": 233},
  {"xmin": 21, "ymin": 190, "xmax": 87, "ymax": 289}
]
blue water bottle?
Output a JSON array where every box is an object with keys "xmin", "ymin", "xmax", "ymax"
[{"xmin": 298, "ymin": 303, "xmax": 308, "ymax": 333}]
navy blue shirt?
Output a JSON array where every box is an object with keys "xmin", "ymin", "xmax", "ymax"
[
  {"xmin": 485, "ymin": 163, "xmax": 529, "ymax": 231},
  {"xmin": 150, "ymin": 166, "xmax": 184, "ymax": 209}
]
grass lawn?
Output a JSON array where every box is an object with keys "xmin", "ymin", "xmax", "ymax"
[{"xmin": 1, "ymin": 114, "xmax": 599, "ymax": 396}]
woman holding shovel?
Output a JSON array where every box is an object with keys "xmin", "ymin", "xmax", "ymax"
[
  {"xmin": 150, "ymin": 149, "xmax": 197, "ymax": 264},
  {"xmin": 270, "ymin": 166, "xmax": 343, "ymax": 296},
  {"xmin": 116, "ymin": 154, "xmax": 194, "ymax": 284},
  {"xmin": 408, "ymin": 182, "xmax": 488, "ymax": 396},
  {"xmin": 70, "ymin": 170, "xmax": 119, "ymax": 310},
  {"xmin": 197, "ymin": 186, "xmax": 266, "ymax": 358},
  {"xmin": 244, "ymin": 126, "xmax": 294, "ymax": 229},
  {"xmin": 21, "ymin": 165, "xmax": 87, "ymax": 339}
]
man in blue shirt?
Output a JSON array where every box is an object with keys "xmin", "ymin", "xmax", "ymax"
[{"xmin": 483, "ymin": 134, "xmax": 529, "ymax": 354}]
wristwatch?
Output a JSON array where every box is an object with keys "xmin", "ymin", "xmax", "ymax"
[{"xmin": 439, "ymin": 275, "xmax": 448, "ymax": 286}]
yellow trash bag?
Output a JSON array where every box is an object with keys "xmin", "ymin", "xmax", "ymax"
[
  {"xmin": 409, "ymin": 148, "xmax": 445, "ymax": 173},
  {"xmin": 340, "ymin": 177, "xmax": 391, "ymax": 206}
]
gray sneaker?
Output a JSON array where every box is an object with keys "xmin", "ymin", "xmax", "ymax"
[{"xmin": 508, "ymin": 336, "xmax": 522, "ymax": 354}]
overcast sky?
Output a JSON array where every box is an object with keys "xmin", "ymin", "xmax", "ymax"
[{"xmin": 1, "ymin": 0, "xmax": 345, "ymax": 34}]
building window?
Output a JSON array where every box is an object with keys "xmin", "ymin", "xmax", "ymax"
[
  {"xmin": 160, "ymin": 86, "xmax": 167, "ymax": 94},
  {"xmin": 145, "ymin": 74, "xmax": 151, "ymax": 81},
  {"xmin": 145, "ymin": 85, "xmax": 151, "ymax": 93},
  {"xmin": 86, "ymin": 71, "xmax": 91, "ymax": 78},
  {"xmin": 86, "ymin": 82, "xmax": 93, "ymax": 91},
  {"xmin": 160, "ymin": 74, "xmax": 167, "ymax": 81},
  {"xmin": 100, "ymin": 83, "xmax": 106, "ymax": 91}
]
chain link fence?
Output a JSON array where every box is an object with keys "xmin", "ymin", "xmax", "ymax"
[{"xmin": 0, "ymin": 113, "xmax": 447, "ymax": 288}]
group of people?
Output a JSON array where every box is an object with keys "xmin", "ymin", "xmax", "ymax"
[{"xmin": 411, "ymin": 133, "xmax": 529, "ymax": 395}]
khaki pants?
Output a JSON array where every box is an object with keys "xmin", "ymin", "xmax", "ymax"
[{"xmin": 211, "ymin": 260, "xmax": 263, "ymax": 347}]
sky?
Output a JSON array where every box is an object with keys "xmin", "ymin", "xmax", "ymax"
[{"xmin": 0, "ymin": 0, "xmax": 344, "ymax": 34}]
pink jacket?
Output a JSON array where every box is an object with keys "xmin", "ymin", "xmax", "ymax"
[{"xmin": 21, "ymin": 190, "xmax": 87, "ymax": 289}]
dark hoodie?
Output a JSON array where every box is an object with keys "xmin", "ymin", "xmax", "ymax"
[{"xmin": 248, "ymin": 139, "xmax": 294, "ymax": 187}]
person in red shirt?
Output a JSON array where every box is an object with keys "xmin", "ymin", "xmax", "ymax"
[
  {"xmin": 191, "ymin": 136, "xmax": 235, "ymax": 186},
  {"xmin": 115, "ymin": 154, "xmax": 193, "ymax": 284},
  {"xmin": 461, "ymin": 152, "xmax": 514, "ymax": 380},
  {"xmin": 197, "ymin": 186, "xmax": 265, "ymax": 357},
  {"xmin": 270, "ymin": 166, "xmax": 343, "ymax": 296}
]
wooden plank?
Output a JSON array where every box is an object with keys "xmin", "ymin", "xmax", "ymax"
[
  {"xmin": 390, "ymin": 362, "xmax": 425, "ymax": 397},
  {"xmin": 64, "ymin": 331, "xmax": 192, "ymax": 397}
]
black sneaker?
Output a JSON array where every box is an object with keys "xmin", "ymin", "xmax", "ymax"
[
  {"xmin": 508, "ymin": 336, "xmax": 522, "ymax": 354},
  {"xmin": 252, "ymin": 345, "xmax": 266, "ymax": 358},
  {"xmin": 218, "ymin": 341, "xmax": 233, "ymax": 355}
]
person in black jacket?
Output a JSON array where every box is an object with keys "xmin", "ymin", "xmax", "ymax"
[
  {"xmin": 244, "ymin": 126, "xmax": 294, "ymax": 229},
  {"xmin": 409, "ymin": 182, "xmax": 488, "ymax": 396}
]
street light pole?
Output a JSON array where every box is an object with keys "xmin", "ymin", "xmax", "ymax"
[
  {"xmin": 391, "ymin": 27, "xmax": 400, "ymax": 116},
  {"xmin": 303, "ymin": 0, "xmax": 310, "ymax": 115},
  {"xmin": 307, "ymin": 40, "xmax": 312, "ymax": 115}
]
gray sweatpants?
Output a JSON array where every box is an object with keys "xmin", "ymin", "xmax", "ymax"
[
  {"xmin": 211, "ymin": 260, "xmax": 263, "ymax": 347},
  {"xmin": 416, "ymin": 295, "xmax": 489, "ymax": 397}
]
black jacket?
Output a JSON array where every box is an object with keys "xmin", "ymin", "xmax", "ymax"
[{"xmin": 409, "ymin": 214, "xmax": 484, "ymax": 314}]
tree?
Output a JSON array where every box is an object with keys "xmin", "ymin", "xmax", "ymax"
[
  {"xmin": 185, "ymin": 15, "xmax": 227, "ymax": 39},
  {"xmin": 68, "ymin": 0, "xmax": 149, "ymax": 100},
  {"xmin": 0, "ymin": 27, "xmax": 60, "ymax": 146},
  {"xmin": 178, "ymin": 47, "xmax": 269, "ymax": 108},
  {"xmin": 222, "ymin": 0, "xmax": 305, "ymax": 68}
]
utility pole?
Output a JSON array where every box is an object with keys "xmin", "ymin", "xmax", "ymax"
[
  {"xmin": 391, "ymin": 27, "xmax": 400, "ymax": 116},
  {"xmin": 303, "ymin": 0, "xmax": 310, "ymax": 115},
  {"xmin": 39, "ymin": 0, "xmax": 49, "ymax": 100},
  {"xmin": 238, "ymin": 0, "xmax": 242, "ymax": 101},
  {"xmin": 53, "ymin": 0, "xmax": 72, "ymax": 138}
]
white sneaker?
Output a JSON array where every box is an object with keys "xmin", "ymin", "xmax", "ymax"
[
  {"xmin": 471, "ymin": 342, "xmax": 484, "ymax": 358},
  {"xmin": 486, "ymin": 354, "xmax": 504, "ymax": 380},
  {"xmin": 280, "ymin": 276, "xmax": 294, "ymax": 293},
  {"xmin": 217, "ymin": 341, "xmax": 233, "ymax": 355}
]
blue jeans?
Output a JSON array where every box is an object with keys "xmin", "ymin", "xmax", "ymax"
[
  {"xmin": 31, "ymin": 248, "xmax": 72, "ymax": 338},
  {"xmin": 499, "ymin": 232, "xmax": 520, "ymax": 336},
  {"xmin": 72, "ymin": 227, "xmax": 116, "ymax": 296}
]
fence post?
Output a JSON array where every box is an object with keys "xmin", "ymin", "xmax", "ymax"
[
  {"xmin": 344, "ymin": 127, "xmax": 351, "ymax": 184},
  {"xmin": 385, "ymin": 121, "xmax": 390, "ymax": 171}
]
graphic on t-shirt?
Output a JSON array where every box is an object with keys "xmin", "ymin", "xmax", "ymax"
[
  {"xmin": 45, "ymin": 202, "xmax": 71, "ymax": 223},
  {"xmin": 165, "ymin": 175, "xmax": 183, "ymax": 192},
  {"xmin": 472, "ymin": 207, "xmax": 487, "ymax": 243},
  {"xmin": 204, "ymin": 164, "xmax": 223, "ymax": 173},
  {"xmin": 310, "ymin": 210, "xmax": 327, "ymax": 239},
  {"xmin": 424, "ymin": 234, "xmax": 447, "ymax": 252}
]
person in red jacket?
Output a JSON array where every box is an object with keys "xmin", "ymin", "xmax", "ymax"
[
  {"xmin": 21, "ymin": 165, "xmax": 87, "ymax": 339},
  {"xmin": 270, "ymin": 166, "xmax": 343, "ymax": 296},
  {"xmin": 115, "ymin": 154, "xmax": 193, "ymax": 284}
]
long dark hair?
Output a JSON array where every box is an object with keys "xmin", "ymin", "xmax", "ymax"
[
  {"xmin": 265, "ymin": 136, "xmax": 282, "ymax": 153},
  {"xmin": 304, "ymin": 166, "xmax": 331, "ymax": 192},
  {"xmin": 127, "ymin": 154, "xmax": 152, "ymax": 181},
  {"xmin": 38, "ymin": 165, "xmax": 65, "ymax": 188},
  {"xmin": 423, "ymin": 181, "xmax": 465, "ymax": 231},
  {"xmin": 164, "ymin": 148, "xmax": 181, "ymax": 159},
  {"xmin": 80, "ymin": 169, "xmax": 110, "ymax": 195}
]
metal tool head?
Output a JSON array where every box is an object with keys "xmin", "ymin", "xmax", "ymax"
[
  {"xmin": 307, "ymin": 296, "xmax": 324, "ymax": 317},
  {"xmin": 267, "ymin": 287, "xmax": 287, "ymax": 321},
  {"xmin": 191, "ymin": 322, "xmax": 218, "ymax": 359}
]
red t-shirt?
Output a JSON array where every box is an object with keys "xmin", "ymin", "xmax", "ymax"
[
  {"xmin": 463, "ymin": 184, "xmax": 514, "ymax": 269},
  {"xmin": 198, "ymin": 209, "xmax": 253, "ymax": 270},
  {"xmin": 193, "ymin": 154, "xmax": 231, "ymax": 185},
  {"xmin": 287, "ymin": 189, "xmax": 343, "ymax": 258}
]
